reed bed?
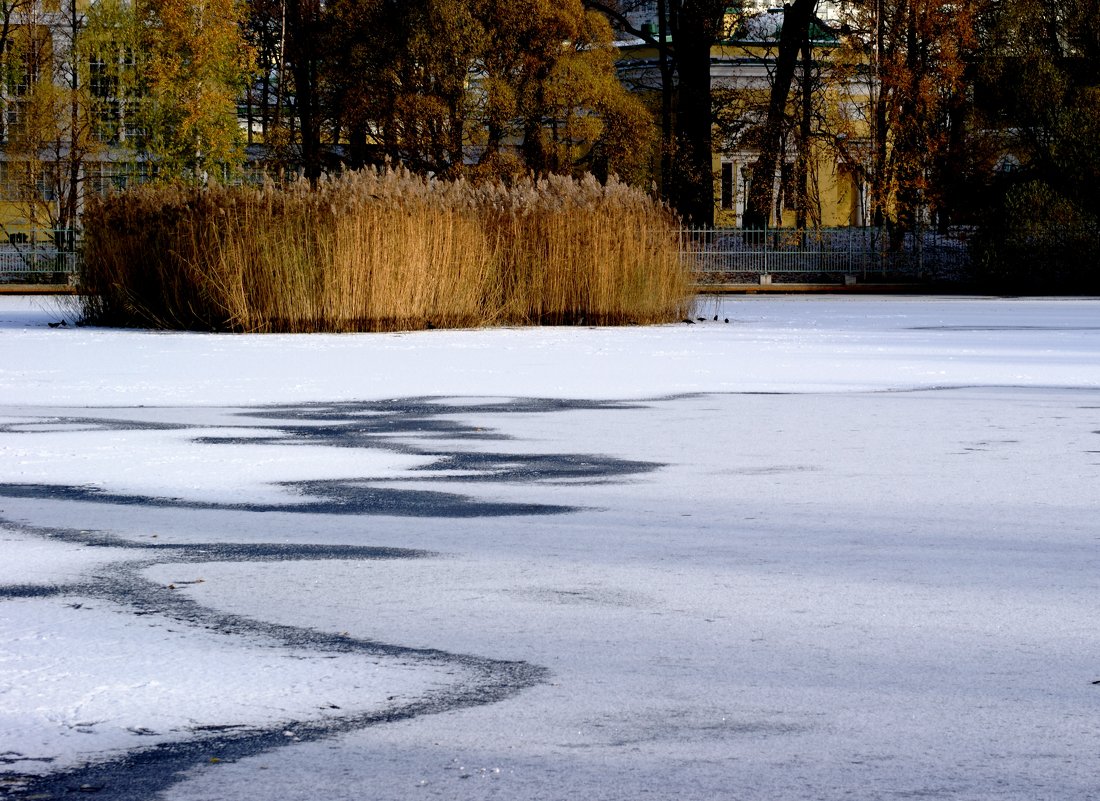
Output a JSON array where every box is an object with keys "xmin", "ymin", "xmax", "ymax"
[{"xmin": 79, "ymin": 170, "xmax": 691, "ymax": 332}]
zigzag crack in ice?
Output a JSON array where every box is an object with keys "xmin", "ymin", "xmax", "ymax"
[
  {"xmin": 0, "ymin": 398, "xmax": 665, "ymax": 799},
  {"xmin": 0, "ymin": 519, "xmax": 547, "ymax": 801}
]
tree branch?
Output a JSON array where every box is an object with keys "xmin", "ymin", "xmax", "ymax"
[{"xmin": 581, "ymin": 0, "xmax": 675, "ymax": 56}]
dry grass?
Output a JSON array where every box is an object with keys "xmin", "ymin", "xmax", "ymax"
[{"xmin": 78, "ymin": 170, "xmax": 691, "ymax": 332}]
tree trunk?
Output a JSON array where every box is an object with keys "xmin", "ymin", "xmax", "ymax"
[
  {"xmin": 871, "ymin": 0, "xmax": 889, "ymax": 227},
  {"xmin": 657, "ymin": 0, "xmax": 673, "ymax": 193},
  {"xmin": 795, "ymin": 32, "xmax": 814, "ymax": 230},
  {"xmin": 669, "ymin": 0, "xmax": 726, "ymax": 226},
  {"xmin": 286, "ymin": 0, "xmax": 322, "ymax": 185},
  {"xmin": 66, "ymin": 0, "xmax": 80, "ymax": 232},
  {"xmin": 744, "ymin": 0, "xmax": 816, "ymax": 230}
]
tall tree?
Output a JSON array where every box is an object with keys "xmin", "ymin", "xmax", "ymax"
[
  {"xmin": 82, "ymin": 0, "xmax": 145, "ymax": 150},
  {"xmin": 478, "ymin": 0, "xmax": 652, "ymax": 181},
  {"xmin": 0, "ymin": 0, "xmax": 35, "ymax": 147},
  {"xmin": 137, "ymin": 0, "xmax": 253, "ymax": 182},
  {"xmin": 3, "ymin": 0, "xmax": 104, "ymax": 237},
  {"xmin": 323, "ymin": 0, "xmax": 485, "ymax": 176},
  {"xmin": 667, "ymin": 0, "xmax": 727, "ymax": 225},
  {"xmin": 979, "ymin": 0, "xmax": 1100, "ymax": 215},
  {"xmin": 324, "ymin": 0, "xmax": 652, "ymax": 182},
  {"xmin": 240, "ymin": 0, "xmax": 288, "ymax": 148},
  {"xmin": 323, "ymin": 0, "xmax": 394, "ymax": 171},
  {"xmin": 585, "ymin": 0, "xmax": 730, "ymax": 223},
  {"xmin": 283, "ymin": 0, "xmax": 324, "ymax": 184},
  {"xmin": 741, "ymin": 0, "xmax": 816, "ymax": 230},
  {"xmin": 832, "ymin": 0, "xmax": 977, "ymax": 232},
  {"xmin": 970, "ymin": 0, "xmax": 1100, "ymax": 289}
]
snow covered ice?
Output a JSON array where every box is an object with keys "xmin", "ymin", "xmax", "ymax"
[{"xmin": 1, "ymin": 295, "xmax": 1098, "ymax": 799}]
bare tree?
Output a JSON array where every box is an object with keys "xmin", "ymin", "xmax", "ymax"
[
  {"xmin": 741, "ymin": 0, "xmax": 816, "ymax": 230},
  {"xmin": 284, "ymin": 0, "xmax": 324, "ymax": 184}
]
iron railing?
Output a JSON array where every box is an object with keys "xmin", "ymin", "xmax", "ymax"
[
  {"xmin": 0, "ymin": 236, "xmax": 80, "ymax": 285},
  {"xmin": 680, "ymin": 226, "xmax": 971, "ymax": 281},
  {"xmin": 0, "ymin": 225, "xmax": 974, "ymax": 287}
]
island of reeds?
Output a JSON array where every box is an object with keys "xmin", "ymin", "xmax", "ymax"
[{"xmin": 78, "ymin": 170, "xmax": 691, "ymax": 333}]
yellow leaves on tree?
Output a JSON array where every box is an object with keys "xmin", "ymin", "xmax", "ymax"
[
  {"xmin": 336, "ymin": 0, "xmax": 654, "ymax": 184},
  {"xmin": 137, "ymin": 0, "xmax": 253, "ymax": 181},
  {"xmin": 477, "ymin": 0, "xmax": 654, "ymax": 182},
  {"xmin": 836, "ymin": 0, "xmax": 979, "ymax": 228},
  {"xmin": 2, "ymin": 5, "xmax": 109, "ymax": 231}
]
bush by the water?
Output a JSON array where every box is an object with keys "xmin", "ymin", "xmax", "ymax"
[
  {"xmin": 79, "ymin": 170, "xmax": 690, "ymax": 332},
  {"xmin": 972, "ymin": 180, "xmax": 1100, "ymax": 294}
]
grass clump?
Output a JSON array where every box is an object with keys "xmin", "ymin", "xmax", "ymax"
[{"xmin": 79, "ymin": 170, "xmax": 691, "ymax": 332}]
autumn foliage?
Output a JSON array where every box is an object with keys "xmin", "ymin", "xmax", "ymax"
[
  {"xmin": 136, "ymin": 0, "xmax": 254, "ymax": 179},
  {"xmin": 264, "ymin": 0, "xmax": 655, "ymax": 184}
]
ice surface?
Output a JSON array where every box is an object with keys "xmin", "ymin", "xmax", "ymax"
[
  {"xmin": 0, "ymin": 597, "xmax": 450, "ymax": 775},
  {"xmin": 2, "ymin": 295, "xmax": 1099, "ymax": 406},
  {"xmin": 1, "ymin": 295, "xmax": 1098, "ymax": 800}
]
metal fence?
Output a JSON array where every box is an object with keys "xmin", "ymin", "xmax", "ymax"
[
  {"xmin": 0, "ymin": 241, "xmax": 79, "ymax": 285},
  {"xmin": 680, "ymin": 226, "xmax": 972, "ymax": 282},
  {"xmin": 0, "ymin": 225, "xmax": 975, "ymax": 287}
]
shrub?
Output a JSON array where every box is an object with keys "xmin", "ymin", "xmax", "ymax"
[
  {"xmin": 79, "ymin": 170, "xmax": 691, "ymax": 332},
  {"xmin": 972, "ymin": 180, "xmax": 1100, "ymax": 293}
]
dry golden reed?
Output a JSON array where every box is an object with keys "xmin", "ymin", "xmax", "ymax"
[{"xmin": 79, "ymin": 170, "xmax": 691, "ymax": 332}]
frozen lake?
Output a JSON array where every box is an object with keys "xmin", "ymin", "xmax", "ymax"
[{"xmin": 1, "ymin": 295, "xmax": 1098, "ymax": 800}]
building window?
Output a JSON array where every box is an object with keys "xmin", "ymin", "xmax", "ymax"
[
  {"xmin": 89, "ymin": 55, "xmax": 113, "ymax": 98},
  {"xmin": 721, "ymin": 162, "xmax": 734, "ymax": 209}
]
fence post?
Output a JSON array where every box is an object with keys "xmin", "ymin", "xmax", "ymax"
[{"xmin": 763, "ymin": 220, "xmax": 768, "ymax": 275}]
